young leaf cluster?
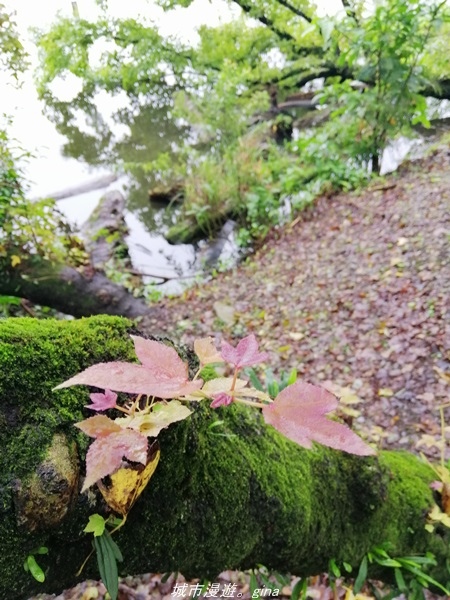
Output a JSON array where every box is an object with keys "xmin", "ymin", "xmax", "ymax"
[
  {"xmin": 55, "ymin": 333, "xmax": 375, "ymax": 496},
  {"xmin": 354, "ymin": 545, "xmax": 450, "ymax": 599}
]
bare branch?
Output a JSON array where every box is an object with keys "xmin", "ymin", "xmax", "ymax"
[
  {"xmin": 229, "ymin": 0, "xmax": 297, "ymax": 42},
  {"xmin": 274, "ymin": 0, "xmax": 313, "ymax": 23},
  {"xmin": 341, "ymin": 0, "xmax": 359, "ymax": 22}
]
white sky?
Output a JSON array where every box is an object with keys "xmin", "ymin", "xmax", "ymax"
[{"xmin": 1, "ymin": 0, "xmax": 341, "ymax": 198}]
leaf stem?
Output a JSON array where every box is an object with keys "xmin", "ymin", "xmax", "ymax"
[
  {"xmin": 230, "ymin": 368, "xmax": 239, "ymax": 392},
  {"xmin": 109, "ymin": 514, "xmax": 127, "ymax": 535},
  {"xmin": 113, "ymin": 405, "xmax": 131, "ymax": 414},
  {"xmin": 235, "ymin": 397, "xmax": 269, "ymax": 409}
]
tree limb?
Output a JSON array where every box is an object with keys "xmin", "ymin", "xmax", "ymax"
[
  {"xmin": 229, "ymin": 0, "xmax": 298, "ymax": 42},
  {"xmin": 273, "ymin": 0, "xmax": 313, "ymax": 23},
  {"xmin": 1, "ymin": 316, "xmax": 449, "ymax": 599}
]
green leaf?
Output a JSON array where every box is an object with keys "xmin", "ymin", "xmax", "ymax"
[
  {"xmin": 287, "ymin": 368, "xmax": 297, "ymax": 386},
  {"xmin": 247, "ymin": 368, "xmax": 265, "ymax": 392},
  {"xmin": 250, "ymin": 572, "xmax": 258, "ymax": 595},
  {"xmin": 375, "ymin": 558, "xmax": 402, "ymax": 568},
  {"xmin": 94, "ymin": 532, "xmax": 119, "ymax": 600},
  {"xmin": 26, "ymin": 555, "xmax": 45, "ymax": 583},
  {"xmin": 394, "ymin": 567, "xmax": 407, "ymax": 592},
  {"xmin": 104, "ymin": 530, "xmax": 123, "ymax": 562},
  {"xmin": 291, "ymin": 578, "xmax": 307, "ymax": 600},
  {"xmin": 84, "ymin": 513, "xmax": 106, "ymax": 537},
  {"xmin": 354, "ymin": 556, "xmax": 368, "ymax": 593},
  {"xmin": 329, "ymin": 558, "xmax": 341, "ymax": 578}
]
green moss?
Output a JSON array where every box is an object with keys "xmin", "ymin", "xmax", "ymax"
[
  {"xmin": 1, "ymin": 316, "xmax": 449, "ymax": 598},
  {"xmin": 112, "ymin": 403, "xmax": 448, "ymax": 581},
  {"xmin": 198, "ymin": 365, "xmax": 219, "ymax": 382},
  {"xmin": 0, "ymin": 316, "xmax": 135, "ymax": 486},
  {"xmin": 0, "ymin": 316, "xmax": 136, "ymax": 597}
]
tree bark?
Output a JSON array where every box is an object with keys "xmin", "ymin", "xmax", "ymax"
[
  {"xmin": 1, "ymin": 191, "xmax": 152, "ymax": 319},
  {"xmin": 0, "ymin": 316, "xmax": 448, "ymax": 600},
  {"xmin": 0, "ymin": 256, "xmax": 152, "ymax": 318}
]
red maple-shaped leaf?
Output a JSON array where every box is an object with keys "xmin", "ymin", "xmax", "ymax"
[
  {"xmin": 221, "ymin": 334, "xmax": 269, "ymax": 369},
  {"xmin": 82, "ymin": 428, "xmax": 148, "ymax": 492},
  {"xmin": 262, "ymin": 381, "xmax": 375, "ymax": 456},
  {"xmin": 86, "ymin": 389, "xmax": 118, "ymax": 411},
  {"xmin": 75, "ymin": 415, "xmax": 123, "ymax": 438},
  {"xmin": 54, "ymin": 336, "xmax": 202, "ymax": 398},
  {"xmin": 130, "ymin": 336, "xmax": 187, "ymax": 380}
]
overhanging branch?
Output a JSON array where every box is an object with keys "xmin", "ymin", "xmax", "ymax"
[
  {"xmin": 229, "ymin": 0, "xmax": 297, "ymax": 43},
  {"xmin": 273, "ymin": 0, "xmax": 313, "ymax": 23}
]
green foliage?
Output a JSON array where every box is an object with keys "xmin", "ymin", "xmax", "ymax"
[
  {"xmin": 0, "ymin": 125, "xmax": 80, "ymax": 266},
  {"xmin": 23, "ymin": 547, "xmax": 48, "ymax": 584},
  {"xmin": 84, "ymin": 514, "xmax": 107, "ymax": 537},
  {"xmin": 94, "ymin": 530, "xmax": 123, "ymax": 600},
  {"xmin": 246, "ymin": 365, "xmax": 297, "ymax": 397},
  {"xmin": 0, "ymin": 3, "xmax": 29, "ymax": 81},
  {"xmin": 316, "ymin": 0, "xmax": 445, "ymax": 171},
  {"xmin": 354, "ymin": 545, "xmax": 450, "ymax": 598},
  {"xmin": 34, "ymin": 0, "xmax": 450, "ymax": 245}
]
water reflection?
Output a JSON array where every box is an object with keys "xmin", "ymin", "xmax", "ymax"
[{"xmin": 44, "ymin": 89, "xmax": 188, "ymax": 225}]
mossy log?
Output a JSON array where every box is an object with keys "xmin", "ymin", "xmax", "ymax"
[
  {"xmin": 0, "ymin": 256, "xmax": 152, "ymax": 318},
  {"xmin": 0, "ymin": 316, "xmax": 448, "ymax": 600},
  {"xmin": 1, "ymin": 191, "xmax": 150, "ymax": 318}
]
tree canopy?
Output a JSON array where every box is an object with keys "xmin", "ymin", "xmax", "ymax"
[{"xmin": 34, "ymin": 0, "xmax": 450, "ymax": 242}]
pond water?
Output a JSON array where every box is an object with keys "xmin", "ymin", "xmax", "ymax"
[{"xmin": 3, "ymin": 0, "xmax": 240, "ymax": 292}]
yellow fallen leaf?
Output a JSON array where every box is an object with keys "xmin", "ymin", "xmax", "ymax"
[
  {"xmin": 116, "ymin": 401, "xmax": 192, "ymax": 437},
  {"xmin": 378, "ymin": 388, "xmax": 394, "ymax": 397},
  {"xmin": 390, "ymin": 257, "xmax": 404, "ymax": 267},
  {"xmin": 11, "ymin": 254, "xmax": 21, "ymax": 267},
  {"xmin": 213, "ymin": 301, "xmax": 236, "ymax": 325},
  {"xmin": 98, "ymin": 441, "xmax": 160, "ymax": 516},
  {"xmin": 434, "ymin": 366, "xmax": 450, "ymax": 384},
  {"xmin": 288, "ymin": 332, "xmax": 304, "ymax": 341},
  {"xmin": 278, "ymin": 345, "xmax": 291, "ymax": 353}
]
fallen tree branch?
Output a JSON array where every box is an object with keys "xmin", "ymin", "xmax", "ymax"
[
  {"xmin": 1, "ymin": 191, "xmax": 153, "ymax": 318},
  {"xmin": 0, "ymin": 316, "xmax": 448, "ymax": 599}
]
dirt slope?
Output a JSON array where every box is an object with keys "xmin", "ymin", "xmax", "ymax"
[{"xmin": 142, "ymin": 148, "xmax": 450, "ymax": 455}]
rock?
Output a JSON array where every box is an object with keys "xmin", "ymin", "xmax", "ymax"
[{"xmin": 12, "ymin": 433, "xmax": 79, "ymax": 533}]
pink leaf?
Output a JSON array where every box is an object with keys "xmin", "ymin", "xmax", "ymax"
[
  {"xmin": 430, "ymin": 481, "xmax": 443, "ymax": 492},
  {"xmin": 86, "ymin": 389, "xmax": 118, "ymax": 411},
  {"xmin": 75, "ymin": 415, "xmax": 123, "ymax": 438},
  {"xmin": 194, "ymin": 337, "xmax": 223, "ymax": 365},
  {"xmin": 210, "ymin": 393, "xmax": 233, "ymax": 409},
  {"xmin": 82, "ymin": 428, "xmax": 148, "ymax": 491},
  {"xmin": 221, "ymin": 334, "xmax": 269, "ymax": 369},
  {"xmin": 262, "ymin": 381, "xmax": 375, "ymax": 456},
  {"xmin": 130, "ymin": 336, "xmax": 188, "ymax": 380},
  {"xmin": 54, "ymin": 361, "xmax": 202, "ymax": 398}
]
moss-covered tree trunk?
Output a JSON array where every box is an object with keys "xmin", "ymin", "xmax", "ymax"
[
  {"xmin": 0, "ymin": 257, "xmax": 153, "ymax": 318},
  {"xmin": 1, "ymin": 191, "xmax": 152, "ymax": 319},
  {"xmin": 0, "ymin": 316, "xmax": 448, "ymax": 600}
]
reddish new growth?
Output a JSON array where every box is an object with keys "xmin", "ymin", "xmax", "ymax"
[{"xmin": 55, "ymin": 333, "xmax": 374, "ymax": 492}]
